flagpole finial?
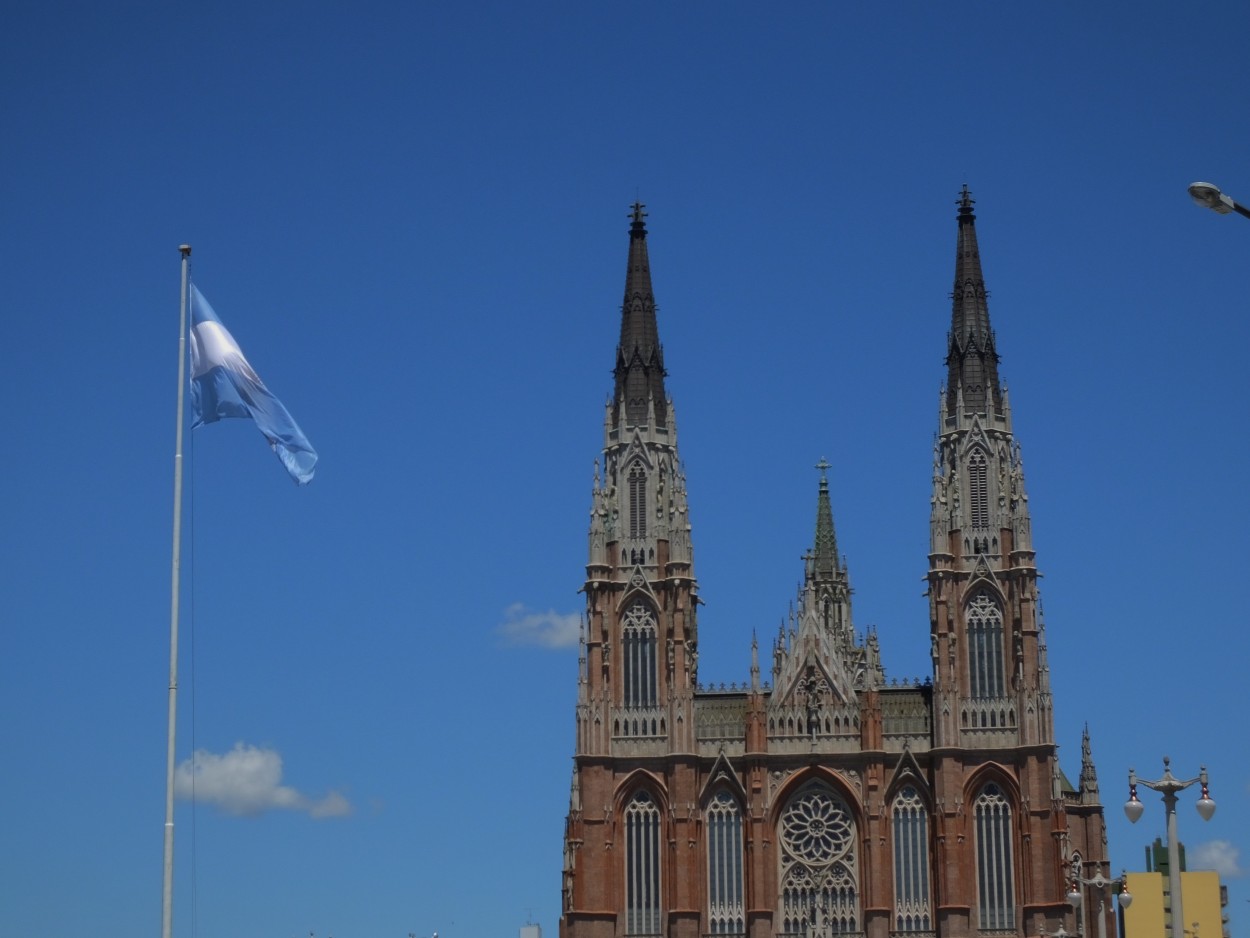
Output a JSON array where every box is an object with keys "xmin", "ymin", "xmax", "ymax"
[{"xmin": 179, "ymin": 244, "xmax": 191, "ymax": 257}]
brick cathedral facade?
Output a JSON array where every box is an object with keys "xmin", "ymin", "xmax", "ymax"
[{"xmin": 559, "ymin": 193, "xmax": 1109, "ymax": 938}]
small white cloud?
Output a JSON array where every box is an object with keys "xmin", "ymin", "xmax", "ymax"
[
  {"xmin": 310, "ymin": 790, "xmax": 353, "ymax": 818},
  {"xmin": 1189, "ymin": 840, "xmax": 1243, "ymax": 878},
  {"xmin": 498, "ymin": 602, "xmax": 581, "ymax": 648},
  {"xmin": 174, "ymin": 743, "xmax": 351, "ymax": 819}
]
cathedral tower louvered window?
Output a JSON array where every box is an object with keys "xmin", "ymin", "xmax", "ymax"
[
  {"xmin": 778, "ymin": 782, "xmax": 859, "ymax": 935},
  {"xmin": 625, "ymin": 790, "xmax": 661, "ymax": 936},
  {"xmin": 969, "ymin": 448, "xmax": 990, "ymax": 530},
  {"xmin": 891, "ymin": 786, "xmax": 932, "ymax": 932},
  {"xmin": 628, "ymin": 462, "xmax": 647, "ymax": 539},
  {"xmin": 622, "ymin": 602, "xmax": 657, "ymax": 708},
  {"xmin": 974, "ymin": 783, "xmax": 1016, "ymax": 931},
  {"xmin": 706, "ymin": 791, "xmax": 744, "ymax": 935},
  {"xmin": 967, "ymin": 591, "xmax": 1005, "ymax": 699}
]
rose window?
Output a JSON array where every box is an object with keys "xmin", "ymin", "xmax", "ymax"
[
  {"xmin": 778, "ymin": 783, "xmax": 859, "ymax": 934},
  {"xmin": 781, "ymin": 786, "xmax": 854, "ymax": 864}
]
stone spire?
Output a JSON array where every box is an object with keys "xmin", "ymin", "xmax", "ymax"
[
  {"xmin": 613, "ymin": 202, "xmax": 668, "ymax": 430},
  {"xmin": 1079, "ymin": 723, "xmax": 1101, "ymax": 803},
  {"xmin": 946, "ymin": 185, "xmax": 1002, "ymax": 418},
  {"xmin": 813, "ymin": 458, "xmax": 840, "ymax": 581},
  {"xmin": 768, "ymin": 466, "xmax": 877, "ymax": 711}
]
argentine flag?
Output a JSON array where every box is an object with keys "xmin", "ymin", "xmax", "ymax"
[{"xmin": 189, "ymin": 284, "xmax": 318, "ymax": 484}]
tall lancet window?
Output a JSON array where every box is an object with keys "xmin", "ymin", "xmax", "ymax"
[
  {"xmin": 622, "ymin": 601, "xmax": 657, "ymax": 708},
  {"xmin": 778, "ymin": 782, "xmax": 859, "ymax": 935},
  {"xmin": 628, "ymin": 462, "xmax": 647, "ymax": 539},
  {"xmin": 968, "ymin": 448, "xmax": 990, "ymax": 530},
  {"xmin": 974, "ymin": 783, "xmax": 1016, "ymax": 931},
  {"xmin": 625, "ymin": 790, "xmax": 662, "ymax": 935},
  {"xmin": 967, "ymin": 591, "xmax": 1005, "ymax": 699},
  {"xmin": 891, "ymin": 786, "xmax": 932, "ymax": 932},
  {"xmin": 706, "ymin": 791, "xmax": 744, "ymax": 935}
]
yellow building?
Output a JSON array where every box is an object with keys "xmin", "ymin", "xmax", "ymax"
[{"xmin": 1121, "ymin": 866, "xmax": 1227, "ymax": 938}]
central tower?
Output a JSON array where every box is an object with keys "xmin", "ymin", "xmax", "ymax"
[{"xmin": 560, "ymin": 196, "xmax": 1108, "ymax": 938}]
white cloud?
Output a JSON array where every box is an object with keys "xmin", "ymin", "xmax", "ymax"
[
  {"xmin": 309, "ymin": 790, "xmax": 353, "ymax": 819},
  {"xmin": 1188, "ymin": 840, "xmax": 1244, "ymax": 878},
  {"xmin": 174, "ymin": 743, "xmax": 352, "ymax": 819},
  {"xmin": 498, "ymin": 602, "xmax": 581, "ymax": 648}
]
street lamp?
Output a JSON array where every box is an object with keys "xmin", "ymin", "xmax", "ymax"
[
  {"xmin": 1067, "ymin": 860, "xmax": 1132, "ymax": 938},
  {"xmin": 1125, "ymin": 757, "xmax": 1216, "ymax": 938},
  {"xmin": 1188, "ymin": 181, "xmax": 1250, "ymax": 220}
]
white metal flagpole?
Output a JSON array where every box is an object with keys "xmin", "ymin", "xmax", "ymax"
[{"xmin": 163, "ymin": 244, "xmax": 192, "ymax": 938}]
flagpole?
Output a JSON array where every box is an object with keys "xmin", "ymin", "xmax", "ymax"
[{"xmin": 163, "ymin": 244, "xmax": 191, "ymax": 938}]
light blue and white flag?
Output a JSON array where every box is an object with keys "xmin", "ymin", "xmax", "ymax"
[{"xmin": 189, "ymin": 284, "xmax": 317, "ymax": 485}]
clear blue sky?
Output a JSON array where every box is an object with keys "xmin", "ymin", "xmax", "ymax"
[{"xmin": 3, "ymin": 2, "xmax": 1248, "ymax": 936}]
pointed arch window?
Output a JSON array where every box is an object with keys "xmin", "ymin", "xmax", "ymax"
[
  {"xmin": 622, "ymin": 601, "xmax": 657, "ymax": 709},
  {"xmin": 706, "ymin": 790, "xmax": 744, "ymax": 935},
  {"xmin": 891, "ymin": 785, "xmax": 931, "ymax": 932},
  {"xmin": 974, "ymin": 783, "xmax": 1016, "ymax": 931},
  {"xmin": 778, "ymin": 782, "xmax": 859, "ymax": 935},
  {"xmin": 625, "ymin": 790, "xmax": 662, "ymax": 935},
  {"xmin": 628, "ymin": 462, "xmax": 647, "ymax": 539},
  {"xmin": 967, "ymin": 591, "xmax": 1005, "ymax": 699},
  {"xmin": 968, "ymin": 449, "xmax": 990, "ymax": 530}
]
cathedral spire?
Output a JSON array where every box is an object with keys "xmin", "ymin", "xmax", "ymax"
[
  {"xmin": 946, "ymin": 185, "xmax": 1002, "ymax": 417},
  {"xmin": 813, "ymin": 458, "xmax": 840, "ymax": 580},
  {"xmin": 613, "ymin": 202, "xmax": 668, "ymax": 430}
]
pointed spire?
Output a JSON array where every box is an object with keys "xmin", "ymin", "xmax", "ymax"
[
  {"xmin": 1080, "ymin": 723, "xmax": 1100, "ymax": 801},
  {"xmin": 946, "ymin": 186, "xmax": 1002, "ymax": 418},
  {"xmin": 613, "ymin": 203, "xmax": 668, "ymax": 430},
  {"xmin": 813, "ymin": 458, "xmax": 840, "ymax": 579}
]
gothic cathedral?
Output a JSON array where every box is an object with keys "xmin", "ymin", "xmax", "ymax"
[{"xmin": 560, "ymin": 192, "xmax": 1108, "ymax": 938}]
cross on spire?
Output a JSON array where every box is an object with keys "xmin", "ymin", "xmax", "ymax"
[{"xmin": 958, "ymin": 184, "xmax": 975, "ymax": 217}]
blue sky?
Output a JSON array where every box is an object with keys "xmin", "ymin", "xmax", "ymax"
[{"xmin": 3, "ymin": 2, "xmax": 1249, "ymax": 936}]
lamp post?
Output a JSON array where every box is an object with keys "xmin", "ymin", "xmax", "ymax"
[
  {"xmin": 1066, "ymin": 859, "xmax": 1132, "ymax": 938},
  {"xmin": 1125, "ymin": 758, "xmax": 1216, "ymax": 938},
  {"xmin": 1188, "ymin": 181, "xmax": 1250, "ymax": 220}
]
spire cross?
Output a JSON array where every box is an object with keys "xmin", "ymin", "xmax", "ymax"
[
  {"xmin": 630, "ymin": 202, "xmax": 648, "ymax": 225},
  {"xmin": 958, "ymin": 184, "xmax": 975, "ymax": 216},
  {"xmin": 815, "ymin": 457, "xmax": 831, "ymax": 479}
]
